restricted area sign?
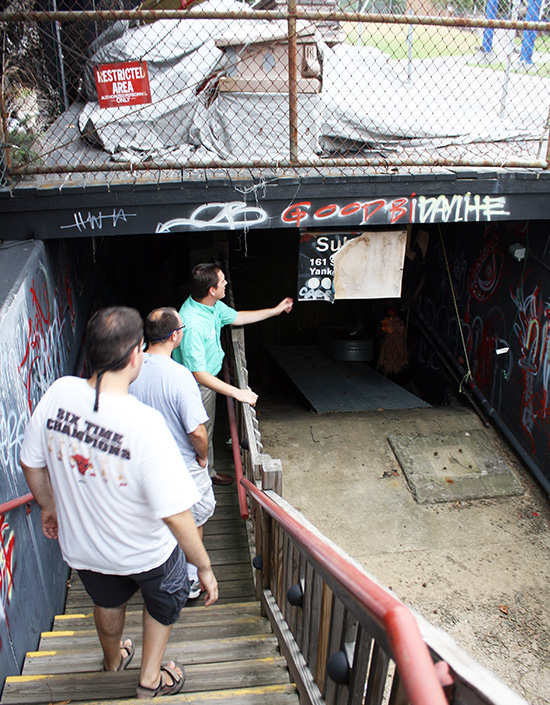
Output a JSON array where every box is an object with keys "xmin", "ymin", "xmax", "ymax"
[{"xmin": 94, "ymin": 61, "xmax": 152, "ymax": 108}]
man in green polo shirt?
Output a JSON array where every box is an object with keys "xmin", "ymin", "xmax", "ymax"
[{"xmin": 173, "ymin": 263, "xmax": 293, "ymax": 485}]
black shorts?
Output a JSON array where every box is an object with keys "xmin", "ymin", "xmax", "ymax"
[{"xmin": 77, "ymin": 546, "xmax": 190, "ymax": 625}]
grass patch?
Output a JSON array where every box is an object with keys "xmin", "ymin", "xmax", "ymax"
[
  {"xmin": 343, "ymin": 22, "xmax": 481, "ymax": 58},
  {"xmin": 467, "ymin": 56, "xmax": 550, "ymax": 78},
  {"xmin": 534, "ymin": 31, "xmax": 550, "ymax": 53}
]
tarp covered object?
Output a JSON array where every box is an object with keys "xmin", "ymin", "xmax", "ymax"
[{"xmin": 79, "ymin": 2, "xmax": 539, "ymax": 161}]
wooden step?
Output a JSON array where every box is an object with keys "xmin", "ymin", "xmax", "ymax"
[
  {"xmin": 23, "ymin": 633, "xmax": 281, "ymax": 675},
  {"xmin": 1, "ymin": 424, "xmax": 299, "ymax": 705},
  {"xmin": 2, "ymin": 657, "xmax": 293, "ymax": 704},
  {"xmin": 82, "ymin": 683, "xmax": 299, "ymax": 704},
  {"xmin": 52, "ymin": 601, "xmax": 263, "ymax": 631}
]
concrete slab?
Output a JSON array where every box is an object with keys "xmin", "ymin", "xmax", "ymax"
[{"xmin": 388, "ymin": 430, "xmax": 524, "ymax": 503}]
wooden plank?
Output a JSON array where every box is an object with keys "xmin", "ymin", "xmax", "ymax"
[
  {"xmin": 323, "ymin": 597, "xmax": 347, "ymax": 705},
  {"xmin": 301, "ymin": 562, "xmax": 315, "ymax": 666},
  {"xmin": 261, "ymin": 589, "xmax": 325, "ymax": 705},
  {"xmin": 315, "ymin": 583, "xmax": 333, "ymax": 691},
  {"xmin": 23, "ymin": 634, "xmax": 281, "ymax": 675},
  {"xmin": 364, "ymin": 642, "xmax": 390, "ymax": 705},
  {"xmin": 2, "ymin": 657, "xmax": 291, "ymax": 704},
  {"xmin": 96, "ymin": 683, "xmax": 298, "ymax": 704},
  {"xmin": 77, "ymin": 683, "xmax": 299, "ymax": 704},
  {"xmin": 349, "ymin": 624, "xmax": 374, "ymax": 705},
  {"xmin": 39, "ymin": 617, "xmax": 275, "ymax": 653},
  {"xmin": 203, "ymin": 520, "xmax": 245, "ymax": 535},
  {"xmin": 53, "ymin": 602, "xmax": 262, "ymax": 631}
]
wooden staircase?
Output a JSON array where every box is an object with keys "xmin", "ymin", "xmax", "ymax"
[{"xmin": 1, "ymin": 480, "xmax": 300, "ymax": 705}]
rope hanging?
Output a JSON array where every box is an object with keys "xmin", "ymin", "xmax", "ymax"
[{"xmin": 439, "ymin": 226, "xmax": 473, "ymax": 392}]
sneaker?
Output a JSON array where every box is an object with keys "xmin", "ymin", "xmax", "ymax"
[{"xmin": 188, "ymin": 579, "xmax": 201, "ymax": 599}]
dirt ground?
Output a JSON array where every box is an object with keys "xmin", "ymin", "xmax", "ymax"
[{"xmin": 256, "ymin": 383, "xmax": 550, "ymax": 705}]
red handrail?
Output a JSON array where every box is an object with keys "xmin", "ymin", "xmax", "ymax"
[
  {"xmin": 222, "ymin": 360, "xmax": 249, "ymax": 520},
  {"xmin": 0, "ymin": 492, "xmax": 34, "ymax": 514},
  {"xmin": 241, "ymin": 476, "xmax": 448, "ymax": 705}
]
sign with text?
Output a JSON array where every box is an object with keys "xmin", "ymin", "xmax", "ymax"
[
  {"xmin": 94, "ymin": 61, "xmax": 151, "ymax": 108},
  {"xmin": 298, "ymin": 230, "xmax": 407, "ymax": 302}
]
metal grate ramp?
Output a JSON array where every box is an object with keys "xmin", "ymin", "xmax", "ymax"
[
  {"xmin": 269, "ymin": 345, "xmax": 430, "ymax": 413},
  {"xmin": 1, "ymin": 435, "xmax": 299, "ymax": 705}
]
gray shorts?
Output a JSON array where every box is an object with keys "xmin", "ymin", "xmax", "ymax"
[
  {"xmin": 77, "ymin": 546, "xmax": 189, "ymax": 625},
  {"xmin": 190, "ymin": 484, "xmax": 216, "ymax": 527}
]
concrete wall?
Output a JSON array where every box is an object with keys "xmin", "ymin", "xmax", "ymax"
[
  {"xmin": 0, "ymin": 239, "xmax": 95, "ymax": 694},
  {"xmin": 411, "ymin": 220, "xmax": 550, "ymax": 490}
]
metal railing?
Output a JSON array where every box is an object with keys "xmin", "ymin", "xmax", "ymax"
[
  {"xmin": 2, "ymin": 1, "xmax": 550, "ymax": 181},
  {"xmin": 225, "ymin": 324, "xmax": 528, "ymax": 705},
  {"xmin": 0, "ymin": 493, "xmax": 34, "ymax": 514}
]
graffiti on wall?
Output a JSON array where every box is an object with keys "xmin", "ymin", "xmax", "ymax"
[
  {"xmin": 420, "ymin": 222, "xmax": 550, "ymax": 470},
  {"xmin": 511, "ymin": 284, "xmax": 550, "ymax": 454},
  {"xmin": 0, "ymin": 252, "xmax": 77, "ymax": 655},
  {"xmin": 150, "ymin": 193, "xmax": 511, "ymax": 233},
  {"xmin": 18, "ymin": 273, "xmax": 74, "ymax": 413},
  {"xmin": 0, "ymin": 514, "xmax": 15, "ymax": 649},
  {"xmin": 60, "ymin": 209, "xmax": 138, "ymax": 233}
]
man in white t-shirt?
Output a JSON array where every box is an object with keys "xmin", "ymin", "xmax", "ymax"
[
  {"xmin": 130, "ymin": 307, "xmax": 215, "ymax": 600},
  {"xmin": 20, "ymin": 307, "xmax": 218, "ymax": 699}
]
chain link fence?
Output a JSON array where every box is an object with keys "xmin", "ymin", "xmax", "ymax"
[{"xmin": 1, "ymin": 0, "xmax": 550, "ymax": 179}]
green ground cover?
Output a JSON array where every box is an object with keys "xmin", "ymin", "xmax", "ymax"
[
  {"xmin": 343, "ymin": 22, "xmax": 481, "ymax": 58},
  {"xmin": 343, "ymin": 22, "xmax": 550, "ymax": 76}
]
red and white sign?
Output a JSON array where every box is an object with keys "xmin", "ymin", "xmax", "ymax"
[{"xmin": 94, "ymin": 61, "xmax": 152, "ymax": 109}]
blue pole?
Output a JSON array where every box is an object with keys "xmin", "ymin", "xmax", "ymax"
[
  {"xmin": 520, "ymin": 0, "xmax": 542, "ymax": 64},
  {"xmin": 482, "ymin": 0, "xmax": 499, "ymax": 54}
]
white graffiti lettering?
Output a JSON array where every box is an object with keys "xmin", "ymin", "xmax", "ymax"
[
  {"xmin": 60, "ymin": 209, "xmax": 137, "ymax": 232},
  {"xmin": 417, "ymin": 194, "xmax": 509, "ymax": 223},
  {"xmin": 156, "ymin": 202, "xmax": 268, "ymax": 233}
]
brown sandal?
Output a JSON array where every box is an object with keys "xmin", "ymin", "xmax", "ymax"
[
  {"xmin": 136, "ymin": 661, "xmax": 185, "ymax": 699},
  {"xmin": 102, "ymin": 638, "xmax": 134, "ymax": 672}
]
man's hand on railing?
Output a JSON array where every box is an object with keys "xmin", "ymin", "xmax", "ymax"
[{"xmin": 233, "ymin": 388, "xmax": 258, "ymax": 407}]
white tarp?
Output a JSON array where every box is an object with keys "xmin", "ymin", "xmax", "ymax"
[{"xmin": 78, "ymin": 5, "xmax": 540, "ymax": 161}]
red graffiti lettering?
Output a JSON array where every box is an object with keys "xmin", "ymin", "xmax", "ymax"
[
  {"xmin": 361, "ymin": 200, "xmax": 386, "ymax": 224},
  {"xmin": 0, "ymin": 514, "xmax": 15, "ymax": 616},
  {"xmin": 314, "ymin": 204, "xmax": 339, "ymax": 219},
  {"xmin": 281, "ymin": 202, "xmax": 311, "ymax": 227},
  {"xmin": 18, "ymin": 278, "xmax": 70, "ymax": 412},
  {"xmin": 390, "ymin": 198, "xmax": 409, "ymax": 224},
  {"xmin": 340, "ymin": 202, "xmax": 361, "ymax": 217}
]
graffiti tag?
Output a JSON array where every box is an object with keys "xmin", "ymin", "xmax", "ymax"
[
  {"xmin": 60, "ymin": 209, "xmax": 137, "ymax": 232},
  {"xmin": 156, "ymin": 202, "xmax": 268, "ymax": 232}
]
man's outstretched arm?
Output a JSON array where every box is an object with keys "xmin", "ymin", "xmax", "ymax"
[
  {"xmin": 232, "ymin": 297, "xmax": 293, "ymax": 326},
  {"xmin": 20, "ymin": 461, "xmax": 58, "ymax": 539}
]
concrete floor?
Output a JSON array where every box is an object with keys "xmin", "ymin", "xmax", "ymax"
[{"xmin": 257, "ymin": 381, "xmax": 550, "ymax": 705}]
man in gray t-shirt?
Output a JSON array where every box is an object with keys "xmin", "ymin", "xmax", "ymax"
[{"xmin": 130, "ymin": 307, "xmax": 215, "ymax": 598}]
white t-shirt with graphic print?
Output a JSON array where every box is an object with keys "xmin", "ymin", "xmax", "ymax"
[{"xmin": 20, "ymin": 376, "xmax": 200, "ymax": 575}]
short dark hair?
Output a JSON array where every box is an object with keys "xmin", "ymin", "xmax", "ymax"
[
  {"xmin": 86, "ymin": 307, "xmax": 143, "ymax": 373},
  {"xmin": 190, "ymin": 262, "xmax": 221, "ymax": 300},
  {"xmin": 145, "ymin": 307, "xmax": 179, "ymax": 343}
]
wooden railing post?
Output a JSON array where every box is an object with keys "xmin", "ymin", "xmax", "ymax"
[{"xmin": 260, "ymin": 453, "xmax": 282, "ymax": 495}]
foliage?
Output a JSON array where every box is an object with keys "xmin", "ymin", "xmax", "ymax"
[{"xmin": 7, "ymin": 120, "xmax": 41, "ymax": 168}]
